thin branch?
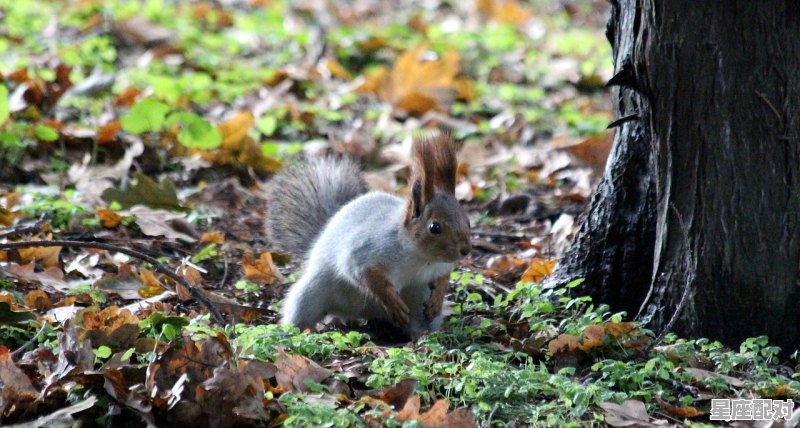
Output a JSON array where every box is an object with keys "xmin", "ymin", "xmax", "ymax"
[
  {"xmin": 0, "ymin": 215, "xmax": 46, "ymax": 239},
  {"xmin": 0, "ymin": 240, "xmax": 226, "ymax": 325},
  {"xmin": 11, "ymin": 320, "xmax": 49, "ymax": 360}
]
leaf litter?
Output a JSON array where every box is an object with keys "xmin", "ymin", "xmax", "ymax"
[{"xmin": 0, "ymin": 0, "xmax": 795, "ymax": 426}]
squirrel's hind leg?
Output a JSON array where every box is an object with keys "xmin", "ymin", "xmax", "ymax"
[{"xmin": 280, "ymin": 274, "xmax": 329, "ymax": 331}]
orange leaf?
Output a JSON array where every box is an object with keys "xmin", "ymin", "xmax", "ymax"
[
  {"xmin": 114, "ymin": 87, "xmax": 141, "ymax": 107},
  {"xmin": 137, "ymin": 268, "xmax": 164, "ymax": 298},
  {"xmin": 175, "ymin": 262, "xmax": 203, "ymax": 301},
  {"xmin": 548, "ymin": 334, "xmax": 581, "ymax": 354},
  {"xmin": 96, "ymin": 208, "xmax": 123, "ymax": 228},
  {"xmin": 97, "ymin": 120, "xmax": 121, "ymax": 144},
  {"xmin": 218, "ymin": 111, "xmax": 255, "ymax": 148},
  {"xmin": 655, "ymin": 395, "xmax": 704, "ymax": 418},
  {"xmin": 23, "ymin": 290, "xmax": 52, "ymax": 311},
  {"xmin": 361, "ymin": 44, "xmax": 463, "ymax": 116},
  {"xmin": 417, "ymin": 399, "xmax": 450, "ymax": 427},
  {"xmin": 17, "ymin": 236, "xmax": 61, "ymax": 268},
  {"xmin": 242, "ymin": 252, "xmax": 285, "ymax": 285},
  {"xmin": 324, "ymin": 57, "xmax": 352, "ymax": 80},
  {"xmin": 579, "ymin": 325, "xmax": 606, "ymax": 350},
  {"xmin": 520, "ymin": 258, "xmax": 556, "ymax": 283},
  {"xmin": 605, "ymin": 322, "xmax": 638, "ymax": 337},
  {"xmin": 201, "ymin": 231, "xmax": 225, "ymax": 244}
]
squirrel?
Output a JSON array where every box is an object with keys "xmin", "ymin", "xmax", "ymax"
[{"xmin": 264, "ymin": 133, "xmax": 471, "ymax": 337}]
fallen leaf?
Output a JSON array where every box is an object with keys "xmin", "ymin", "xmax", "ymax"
[
  {"xmin": 655, "ymin": 395, "xmax": 704, "ymax": 418},
  {"xmin": 275, "ymin": 350, "xmax": 332, "ymax": 393},
  {"xmin": 520, "ymin": 258, "xmax": 556, "ymax": 283},
  {"xmin": 114, "ymin": 86, "xmax": 141, "ymax": 107},
  {"xmin": 0, "ymin": 301, "xmax": 37, "ymax": 322},
  {"xmin": 563, "ymin": 132, "xmax": 614, "ymax": 175},
  {"xmin": 17, "ymin": 235, "xmax": 62, "ymax": 268},
  {"xmin": 242, "ymin": 252, "xmax": 285, "ymax": 285},
  {"xmin": 380, "ymin": 379, "xmax": 417, "ymax": 409},
  {"xmin": 96, "ymin": 208, "xmax": 124, "ymax": 228},
  {"xmin": 138, "ymin": 268, "xmax": 165, "ymax": 298},
  {"xmin": 218, "ymin": 111, "xmax": 255, "ymax": 148},
  {"xmin": 201, "ymin": 231, "xmax": 224, "ymax": 244},
  {"xmin": 683, "ymin": 367, "xmax": 745, "ymax": 388},
  {"xmin": 476, "ymin": 0, "xmax": 532, "ymax": 25},
  {"xmin": 102, "ymin": 172, "xmax": 182, "ymax": 210},
  {"xmin": 23, "ymin": 289, "xmax": 52, "ymax": 311},
  {"xmin": 0, "ymin": 345, "xmax": 39, "ymax": 402},
  {"xmin": 600, "ymin": 400, "xmax": 666, "ymax": 427},
  {"xmin": 359, "ymin": 44, "xmax": 466, "ymax": 116},
  {"xmin": 113, "ymin": 16, "xmax": 176, "ymax": 46},
  {"xmin": 97, "ymin": 120, "xmax": 121, "ymax": 144},
  {"xmin": 123, "ymin": 206, "xmax": 195, "ymax": 241},
  {"xmin": 4, "ymin": 262, "xmax": 71, "ymax": 293}
]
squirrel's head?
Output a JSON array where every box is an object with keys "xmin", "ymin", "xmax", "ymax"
[{"xmin": 404, "ymin": 133, "xmax": 471, "ymax": 262}]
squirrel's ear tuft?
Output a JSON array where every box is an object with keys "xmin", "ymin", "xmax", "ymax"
[
  {"xmin": 411, "ymin": 179, "xmax": 422, "ymax": 218},
  {"xmin": 411, "ymin": 131, "xmax": 458, "ymax": 201}
]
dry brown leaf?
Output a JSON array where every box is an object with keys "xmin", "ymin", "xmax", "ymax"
[
  {"xmin": 242, "ymin": 252, "xmax": 285, "ymax": 285},
  {"xmin": 417, "ymin": 399, "xmax": 450, "ymax": 427},
  {"xmin": 548, "ymin": 334, "xmax": 581, "ymax": 354},
  {"xmin": 96, "ymin": 208, "xmax": 124, "ymax": 228},
  {"xmin": 520, "ymin": 258, "xmax": 556, "ymax": 283},
  {"xmin": 380, "ymin": 379, "xmax": 417, "ymax": 410},
  {"xmin": 0, "ymin": 192, "xmax": 20, "ymax": 226},
  {"xmin": 274, "ymin": 350, "xmax": 332, "ymax": 393},
  {"xmin": 485, "ymin": 254, "xmax": 528, "ymax": 282},
  {"xmin": 0, "ymin": 346, "xmax": 39, "ymax": 401},
  {"xmin": 4, "ymin": 262, "xmax": 69, "ymax": 293},
  {"xmin": 565, "ymin": 132, "xmax": 614, "ymax": 175},
  {"xmin": 17, "ymin": 236, "xmax": 62, "ymax": 268},
  {"xmin": 23, "ymin": 290, "xmax": 52, "ymax": 311},
  {"xmin": 682, "ymin": 367, "xmax": 745, "ymax": 388},
  {"xmin": 324, "ymin": 57, "xmax": 352, "ymax": 80},
  {"xmin": 138, "ymin": 268, "xmax": 165, "ymax": 298},
  {"xmin": 79, "ymin": 306, "xmax": 141, "ymax": 349},
  {"xmin": 393, "ymin": 395, "xmax": 476, "ymax": 428},
  {"xmin": 97, "ymin": 120, "xmax": 121, "ymax": 144},
  {"xmin": 176, "ymin": 263, "xmax": 204, "ymax": 301},
  {"xmin": 218, "ymin": 111, "xmax": 255, "ymax": 148},
  {"xmin": 605, "ymin": 322, "xmax": 638, "ymax": 337},
  {"xmin": 113, "ymin": 86, "xmax": 140, "ymax": 107},
  {"xmin": 476, "ymin": 0, "xmax": 532, "ymax": 25},
  {"xmin": 580, "ymin": 324, "xmax": 606, "ymax": 349},
  {"xmin": 359, "ymin": 44, "xmax": 465, "ymax": 116},
  {"xmin": 655, "ymin": 395, "xmax": 704, "ymax": 419},
  {"xmin": 201, "ymin": 231, "xmax": 224, "ymax": 244},
  {"xmin": 394, "ymin": 395, "xmax": 422, "ymax": 422},
  {"xmin": 600, "ymin": 399, "xmax": 666, "ymax": 427}
]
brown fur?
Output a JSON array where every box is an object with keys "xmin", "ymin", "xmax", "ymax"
[
  {"xmin": 362, "ymin": 265, "xmax": 410, "ymax": 326},
  {"xmin": 424, "ymin": 274, "xmax": 450, "ymax": 320},
  {"xmin": 405, "ymin": 132, "xmax": 459, "ymax": 222}
]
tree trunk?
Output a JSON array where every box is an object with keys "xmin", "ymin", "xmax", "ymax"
[{"xmin": 550, "ymin": 0, "xmax": 800, "ymax": 354}]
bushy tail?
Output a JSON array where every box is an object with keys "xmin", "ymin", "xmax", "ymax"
[{"xmin": 265, "ymin": 157, "xmax": 367, "ymax": 256}]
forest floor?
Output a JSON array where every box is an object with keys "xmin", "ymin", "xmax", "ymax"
[{"xmin": 0, "ymin": 0, "xmax": 797, "ymax": 426}]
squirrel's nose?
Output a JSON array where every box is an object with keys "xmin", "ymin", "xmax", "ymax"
[{"xmin": 459, "ymin": 244, "xmax": 471, "ymax": 257}]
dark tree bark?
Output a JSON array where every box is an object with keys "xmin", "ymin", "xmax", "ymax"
[{"xmin": 549, "ymin": 0, "xmax": 800, "ymax": 353}]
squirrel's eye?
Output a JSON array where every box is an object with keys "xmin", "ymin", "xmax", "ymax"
[{"xmin": 428, "ymin": 222, "xmax": 442, "ymax": 235}]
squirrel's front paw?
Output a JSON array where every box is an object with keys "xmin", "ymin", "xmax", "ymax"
[
  {"xmin": 383, "ymin": 292, "xmax": 411, "ymax": 326},
  {"xmin": 424, "ymin": 275, "xmax": 449, "ymax": 321}
]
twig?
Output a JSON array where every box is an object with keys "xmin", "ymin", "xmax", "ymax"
[
  {"xmin": 0, "ymin": 215, "xmax": 46, "ymax": 238},
  {"xmin": 0, "ymin": 240, "xmax": 226, "ymax": 326},
  {"xmin": 11, "ymin": 320, "xmax": 48, "ymax": 360}
]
